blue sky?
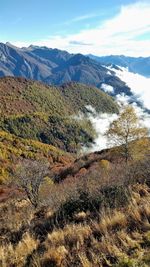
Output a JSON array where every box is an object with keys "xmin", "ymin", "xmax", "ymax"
[{"xmin": 1, "ymin": 0, "xmax": 150, "ymax": 56}]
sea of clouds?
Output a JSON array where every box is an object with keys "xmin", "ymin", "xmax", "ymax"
[
  {"xmin": 107, "ymin": 65, "xmax": 150, "ymax": 110},
  {"xmin": 81, "ymin": 67, "xmax": 150, "ymax": 152},
  {"xmin": 82, "ymin": 104, "xmax": 150, "ymax": 153}
]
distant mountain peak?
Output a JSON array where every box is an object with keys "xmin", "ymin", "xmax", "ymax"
[
  {"xmin": 27, "ymin": 45, "xmax": 51, "ymax": 50},
  {"xmin": 88, "ymin": 54, "xmax": 150, "ymax": 77},
  {"xmin": 5, "ymin": 42, "xmax": 18, "ymax": 49}
]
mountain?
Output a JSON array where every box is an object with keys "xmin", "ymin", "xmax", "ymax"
[
  {"xmin": 0, "ymin": 77, "xmax": 118, "ymax": 153},
  {"xmin": 1, "ymin": 42, "xmax": 149, "ymax": 111},
  {"xmin": 88, "ymin": 54, "xmax": 150, "ymax": 77},
  {"xmin": 0, "ymin": 42, "xmax": 132, "ymax": 96},
  {"xmin": 0, "ymin": 47, "xmax": 150, "ymax": 267}
]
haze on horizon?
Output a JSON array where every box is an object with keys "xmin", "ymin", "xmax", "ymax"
[{"xmin": 1, "ymin": 0, "xmax": 150, "ymax": 57}]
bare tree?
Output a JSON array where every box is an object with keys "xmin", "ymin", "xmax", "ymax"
[{"xmin": 16, "ymin": 159, "xmax": 50, "ymax": 208}]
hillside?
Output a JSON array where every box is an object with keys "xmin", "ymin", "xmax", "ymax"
[
  {"xmin": 0, "ymin": 146, "xmax": 150, "ymax": 266},
  {"xmin": 0, "ymin": 130, "xmax": 75, "ymax": 185},
  {"xmin": 0, "ymin": 77, "xmax": 149, "ymax": 267},
  {"xmin": 0, "ymin": 77, "xmax": 118, "ymax": 153},
  {"xmin": 59, "ymin": 82, "xmax": 118, "ymax": 114}
]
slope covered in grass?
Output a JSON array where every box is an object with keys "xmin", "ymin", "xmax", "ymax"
[{"xmin": 0, "ymin": 152, "xmax": 150, "ymax": 267}]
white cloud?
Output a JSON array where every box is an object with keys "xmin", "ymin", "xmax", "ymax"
[
  {"xmin": 107, "ymin": 66, "xmax": 150, "ymax": 110},
  {"xmin": 101, "ymin": 83, "xmax": 114, "ymax": 93},
  {"xmin": 65, "ymin": 13, "xmax": 99, "ymax": 24},
  {"xmin": 116, "ymin": 93, "xmax": 131, "ymax": 106},
  {"xmin": 81, "ymin": 109, "xmax": 118, "ymax": 153},
  {"xmin": 131, "ymin": 103, "xmax": 150, "ymax": 130},
  {"xmin": 82, "ymin": 103, "xmax": 150, "ymax": 153},
  {"xmin": 12, "ymin": 1, "xmax": 150, "ymax": 57},
  {"xmin": 87, "ymin": 112, "xmax": 118, "ymax": 151}
]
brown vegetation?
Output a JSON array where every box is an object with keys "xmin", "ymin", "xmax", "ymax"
[{"xmin": 0, "ymin": 153, "xmax": 150, "ymax": 267}]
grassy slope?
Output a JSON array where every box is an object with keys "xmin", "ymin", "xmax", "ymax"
[
  {"xmin": 0, "ymin": 77, "xmax": 118, "ymax": 152},
  {"xmin": 0, "ymin": 155, "xmax": 149, "ymax": 267}
]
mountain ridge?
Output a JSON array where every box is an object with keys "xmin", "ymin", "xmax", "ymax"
[{"xmin": 0, "ymin": 42, "xmax": 131, "ymax": 96}]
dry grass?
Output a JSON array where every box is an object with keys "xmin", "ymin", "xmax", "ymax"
[
  {"xmin": 0, "ymin": 233, "xmax": 38, "ymax": 267},
  {"xmin": 0, "ymin": 169, "xmax": 150, "ymax": 266},
  {"xmin": 42, "ymin": 184, "xmax": 150, "ymax": 266},
  {"xmin": 98, "ymin": 210, "xmax": 127, "ymax": 233},
  {"xmin": 0, "ymin": 198, "xmax": 33, "ymax": 231},
  {"xmin": 42, "ymin": 245, "xmax": 68, "ymax": 267}
]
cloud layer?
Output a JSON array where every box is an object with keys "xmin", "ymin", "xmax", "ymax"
[
  {"xmin": 107, "ymin": 66, "xmax": 150, "ymax": 110},
  {"xmin": 13, "ymin": 1, "xmax": 150, "ymax": 56},
  {"xmin": 82, "ymin": 102, "xmax": 150, "ymax": 153}
]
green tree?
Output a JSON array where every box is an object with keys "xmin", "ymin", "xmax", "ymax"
[{"xmin": 106, "ymin": 106, "xmax": 149, "ymax": 162}]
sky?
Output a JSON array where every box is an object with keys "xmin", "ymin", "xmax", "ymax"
[{"xmin": 1, "ymin": 0, "xmax": 150, "ymax": 56}]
